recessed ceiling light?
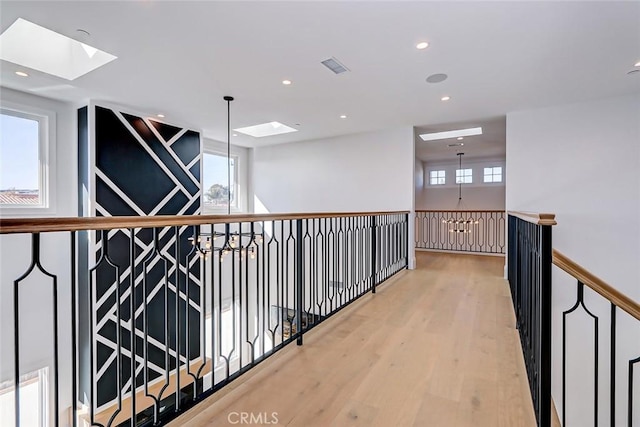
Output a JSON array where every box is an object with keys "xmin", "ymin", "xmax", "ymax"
[
  {"xmin": 15, "ymin": 71, "xmax": 28, "ymax": 77},
  {"xmin": 447, "ymin": 143, "xmax": 464, "ymax": 147},
  {"xmin": 441, "ymin": 96, "xmax": 451, "ymax": 101},
  {"xmin": 157, "ymin": 114, "xmax": 165, "ymax": 118},
  {"xmin": 635, "ymin": 61, "xmax": 640, "ymax": 67},
  {"xmin": 426, "ymin": 73, "xmax": 448, "ymax": 84},
  {"xmin": 419, "ymin": 127, "xmax": 483, "ymax": 142},
  {"xmin": 233, "ymin": 133, "xmax": 238, "ymax": 137},
  {"xmin": 0, "ymin": 18, "xmax": 117, "ymax": 80},
  {"xmin": 234, "ymin": 121, "xmax": 298, "ymax": 138},
  {"xmin": 416, "ymin": 42, "xmax": 429, "ymax": 50},
  {"xmin": 282, "ymin": 79, "xmax": 292, "ymax": 85},
  {"xmin": 340, "ymin": 115, "xmax": 347, "ymax": 119},
  {"xmin": 457, "ymin": 137, "xmax": 464, "ymax": 140}
]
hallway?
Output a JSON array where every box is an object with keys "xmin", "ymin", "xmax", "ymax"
[{"xmin": 169, "ymin": 252, "xmax": 536, "ymax": 427}]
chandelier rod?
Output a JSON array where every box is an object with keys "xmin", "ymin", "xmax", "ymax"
[
  {"xmin": 223, "ymin": 96, "xmax": 234, "ymax": 215},
  {"xmin": 458, "ymin": 152, "xmax": 464, "ymax": 202}
]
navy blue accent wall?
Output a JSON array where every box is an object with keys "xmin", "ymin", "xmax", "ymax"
[{"xmin": 78, "ymin": 105, "xmax": 202, "ymax": 409}]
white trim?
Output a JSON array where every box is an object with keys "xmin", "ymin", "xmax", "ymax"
[
  {"xmin": 483, "ymin": 166, "xmax": 503, "ymax": 183},
  {"xmin": 0, "ymin": 101, "xmax": 57, "ymax": 216},
  {"xmin": 428, "ymin": 169, "xmax": 446, "ymax": 186},
  {"xmin": 113, "ymin": 110, "xmax": 192, "ymax": 200},
  {"xmin": 202, "ymin": 138, "xmax": 249, "ymax": 214},
  {"xmin": 423, "ymin": 157, "xmax": 506, "ymax": 189}
]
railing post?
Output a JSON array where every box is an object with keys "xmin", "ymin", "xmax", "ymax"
[
  {"xmin": 405, "ymin": 213, "xmax": 409, "ymax": 269},
  {"xmin": 540, "ymin": 224, "xmax": 552, "ymax": 427},
  {"xmin": 295, "ymin": 219, "xmax": 304, "ymax": 346},
  {"xmin": 371, "ymin": 215, "xmax": 377, "ymax": 294}
]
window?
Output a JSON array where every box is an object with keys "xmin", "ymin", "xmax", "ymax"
[
  {"xmin": 484, "ymin": 167, "xmax": 503, "ymax": 183},
  {"xmin": 456, "ymin": 168, "xmax": 473, "ymax": 184},
  {"xmin": 0, "ymin": 101, "xmax": 55, "ymax": 216},
  {"xmin": 202, "ymin": 152, "xmax": 238, "ymax": 211},
  {"xmin": 0, "ymin": 108, "xmax": 48, "ymax": 208},
  {"xmin": 429, "ymin": 170, "xmax": 445, "ymax": 185},
  {"xmin": 0, "ymin": 367, "xmax": 49, "ymax": 427}
]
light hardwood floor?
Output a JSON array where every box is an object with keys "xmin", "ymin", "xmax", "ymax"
[{"xmin": 169, "ymin": 252, "xmax": 537, "ymax": 427}]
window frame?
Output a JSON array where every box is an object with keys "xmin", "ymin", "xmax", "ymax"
[
  {"xmin": 0, "ymin": 101, "xmax": 56, "ymax": 216},
  {"xmin": 455, "ymin": 168, "xmax": 473, "ymax": 184},
  {"xmin": 483, "ymin": 166, "xmax": 503, "ymax": 183},
  {"xmin": 429, "ymin": 169, "xmax": 446, "ymax": 186},
  {"xmin": 0, "ymin": 367, "xmax": 49, "ymax": 427},
  {"xmin": 202, "ymin": 146, "xmax": 242, "ymax": 214}
]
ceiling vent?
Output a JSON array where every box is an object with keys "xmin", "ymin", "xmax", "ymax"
[{"xmin": 321, "ymin": 57, "xmax": 349, "ymax": 74}]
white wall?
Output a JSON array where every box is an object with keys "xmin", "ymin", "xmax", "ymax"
[
  {"xmin": 0, "ymin": 87, "xmax": 77, "ymax": 425},
  {"xmin": 416, "ymin": 157, "xmax": 506, "ymax": 210},
  {"xmin": 252, "ymin": 127, "xmax": 415, "ymax": 267},
  {"xmin": 415, "ymin": 158, "xmax": 427, "ymax": 209},
  {"xmin": 253, "ymin": 127, "xmax": 414, "ymax": 213},
  {"xmin": 506, "ymin": 93, "xmax": 640, "ymax": 426}
]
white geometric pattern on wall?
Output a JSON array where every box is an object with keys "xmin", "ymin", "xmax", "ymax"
[{"xmin": 82, "ymin": 105, "xmax": 203, "ymax": 410}]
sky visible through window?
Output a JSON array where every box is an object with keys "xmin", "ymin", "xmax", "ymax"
[
  {"xmin": 203, "ymin": 153, "xmax": 228, "ymax": 188},
  {"xmin": 0, "ymin": 112, "xmax": 39, "ymax": 190},
  {"xmin": 203, "ymin": 152, "xmax": 235, "ymax": 206}
]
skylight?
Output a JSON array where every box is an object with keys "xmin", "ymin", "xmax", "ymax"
[
  {"xmin": 419, "ymin": 127, "xmax": 483, "ymax": 141},
  {"xmin": 0, "ymin": 18, "xmax": 117, "ymax": 80},
  {"xmin": 234, "ymin": 122, "xmax": 298, "ymax": 138}
]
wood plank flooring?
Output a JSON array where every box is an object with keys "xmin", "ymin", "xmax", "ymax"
[{"xmin": 169, "ymin": 252, "xmax": 537, "ymax": 427}]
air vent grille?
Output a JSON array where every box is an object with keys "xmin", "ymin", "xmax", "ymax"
[{"xmin": 321, "ymin": 57, "xmax": 349, "ymax": 75}]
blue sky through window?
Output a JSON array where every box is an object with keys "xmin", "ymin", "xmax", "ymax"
[
  {"xmin": 203, "ymin": 152, "xmax": 236, "ymax": 206},
  {"xmin": 0, "ymin": 112, "xmax": 39, "ymax": 190},
  {"xmin": 203, "ymin": 152, "xmax": 229, "ymax": 188}
]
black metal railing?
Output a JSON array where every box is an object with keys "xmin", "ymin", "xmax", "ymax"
[
  {"xmin": 508, "ymin": 212, "xmax": 553, "ymax": 427},
  {"xmin": 553, "ymin": 250, "xmax": 640, "ymax": 427},
  {"xmin": 415, "ymin": 210, "xmax": 505, "ymax": 254},
  {"xmin": 508, "ymin": 212, "xmax": 640, "ymax": 427},
  {"xmin": 0, "ymin": 211, "xmax": 408, "ymax": 427}
]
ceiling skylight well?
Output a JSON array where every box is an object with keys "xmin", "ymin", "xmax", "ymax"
[
  {"xmin": 0, "ymin": 18, "xmax": 117, "ymax": 80},
  {"xmin": 419, "ymin": 127, "xmax": 483, "ymax": 141},
  {"xmin": 234, "ymin": 121, "xmax": 298, "ymax": 138}
]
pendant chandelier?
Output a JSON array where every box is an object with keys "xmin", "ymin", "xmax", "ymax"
[
  {"xmin": 442, "ymin": 152, "xmax": 478, "ymax": 233},
  {"xmin": 188, "ymin": 95, "xmax": 263, "ymax": 259}
]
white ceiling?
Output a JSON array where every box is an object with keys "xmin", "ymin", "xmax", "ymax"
[
  {"xmin": 1, "ymin": 1, "xmax": 639, "ymax": 150},
  {"xmin": 415, "ymin": 116, "xmax": 506, "ymax": 162}
]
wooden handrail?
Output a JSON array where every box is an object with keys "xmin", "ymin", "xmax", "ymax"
[
  {"xmin": 553, "ymin": 249, "xmax": 640, "ymax": 321},
  {"xmin": 0, "ymin": 210, "xmax": 410, "ymax": 234},
  {"xmin": 415, "ymin": 209, "xmax": 505, "ymax": 213},
  {"xmin": 508, "ymin": 211, "xmax": 557, "ymax": 226}
]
